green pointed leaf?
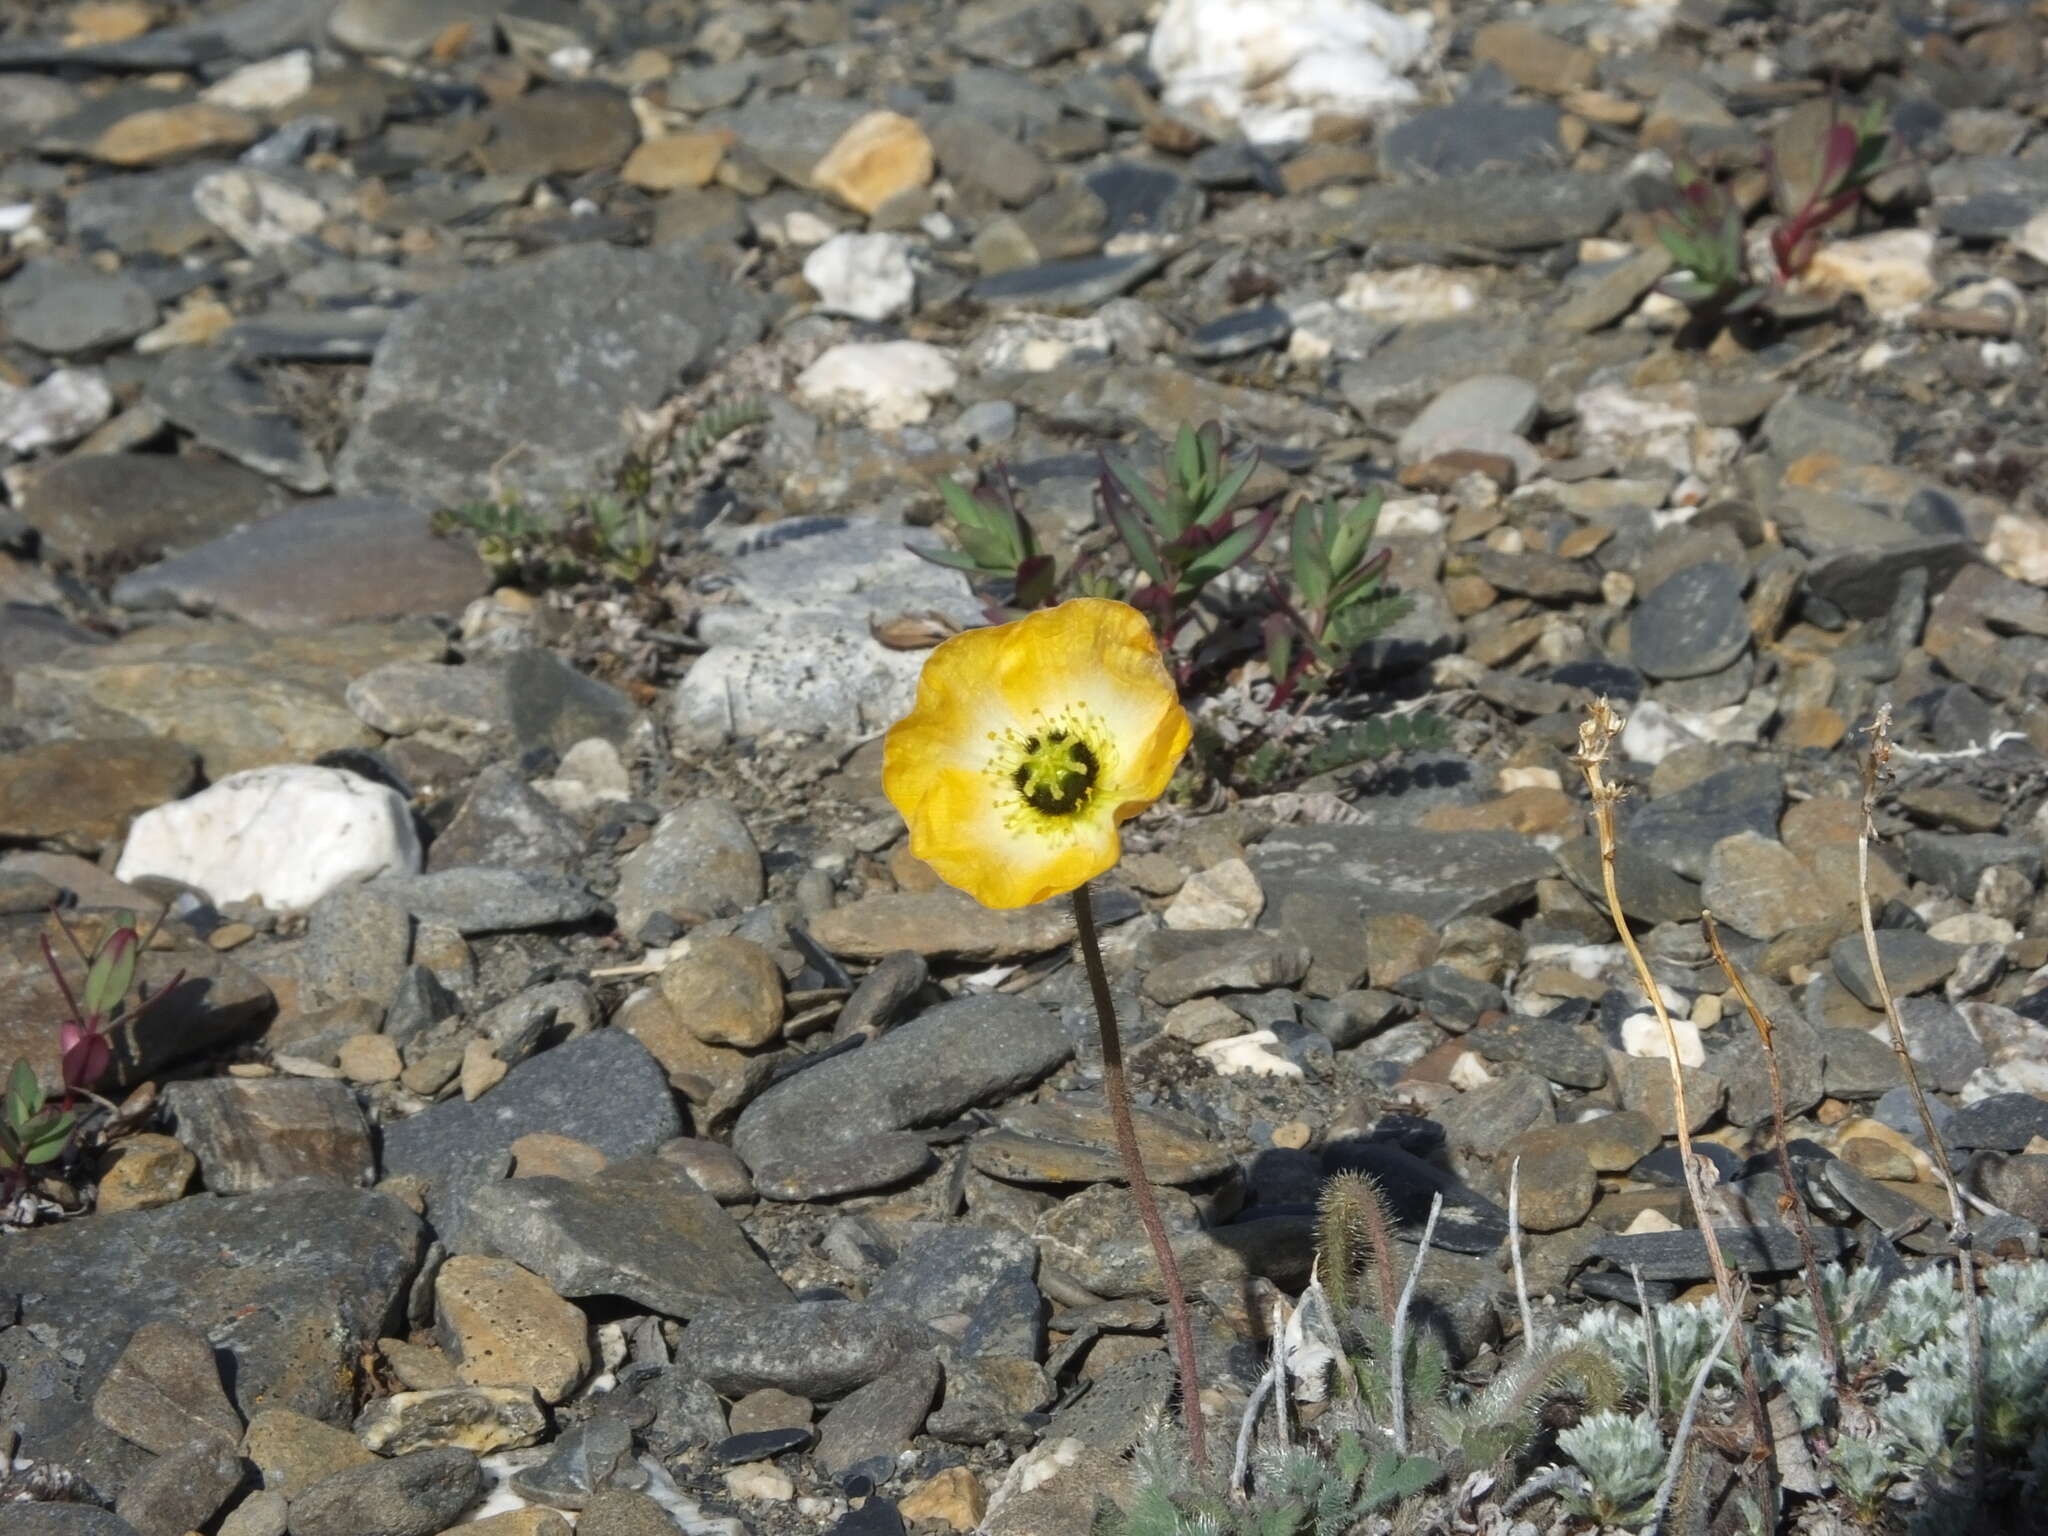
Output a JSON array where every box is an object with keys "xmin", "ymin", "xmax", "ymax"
[
  {"xmin": 1107, "ymin": 490, "xmax": 1169, "ymax": 589},
  {"xmin": 1291, "ymin": 501, "xmax": 1328, "ymax": 609},
  {"xmin": 937, "ymin": 478, "xmax": 998, "ymax": 536},
  {"xmin": 1193, "ymin": 452, "xmax": 1258, "ymax": 530},
  {"xmin": 6, "ymin": 1060, "xmax": 40, "ymax": 1128},
  {"xmin": 25, "ymin": 1111, "xmax": 74, "ymax": 1163},
  {"xmin": 85, "ymin": 926, "xmax": 139, "ymax": 1020},
  {"xmin": 1180, "ymin": 506, "xmax": 1275, "ymax": 588},
  {"xmin": 910, "ymin": 544, "xmax": 988, "ymax": 574}
]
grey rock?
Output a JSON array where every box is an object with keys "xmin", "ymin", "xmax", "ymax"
[
  {"xmin": 0, "ymin": 1511, "xmax": 144, "ymax": 1536},
  {"xmin": 1630, "ymin": 563, "xmax": 1750, "ymax": 679},
  {"xmin": 1590, "ymin": 1223, "xmax": 1852, "ymax": 1280},
  {"xmin": 929, "ymin": 111, "xmax": 1050, "ymax": 205},
  {"xmin": 346, "ymin": 660, "xmax": 514, "ymax": 740},
  {"xmin": 1949, "ymin": 1093, "xmax": 2048, "ymax": 1152},
  {"xmin": 162, "ymin": 1078, "xmax": 375, "ymax": 1195},
  {"xmin": 970, "ymin": 251, "xmax": 1167, "ymax": 308},
  {"xmin": 869, "ymin": 1225, "xmax": 1043, "ymax": 1359},
  {"xmin": 285, "ymin": 1447, "xmax": 482, "ymax": 1536},
  {"xmin": 0, "ymin": 1183, "xmax": 422, "ymax": 1477},
  {"xmin": 91, "ymin": 1319, "xmax": 242, "ymax": 1456},
  {"xmin": 1393, "ymin": 963, "xmax": 1503, "ymax": 1029},
  {"xmin": 227, "ymin": 309, "xmax": 395, "ymax": 362},
  {"xmin": 732, "ymin": 995, "xmax": 1070, "ymax": 1170},
  {"xmin": 835, "ymin": 950, "xmax": 928, "ymax": 1040},
  {"xmin": 1467, "ymin": 1012, "xmax": 1607, "ymax": 1089},
  {"xmin": 1396, "ymin": 374, "xmax": 1540, "ymax": 466},
  {"xmin": 612, "ymin": 798, "xmax": 763, "ymax": 938},
  {"xmin": 1186, "ymin": 305, "xmax": 1290, "ymax": 360},
  {"xmin": 1252, "ymin": 826, "xmax": 1556, "ymax": 928},
  {"xmin": 505, "ymin": 649, "xmax": 637, "ymax": 753},
  {"xmin": 368, "ymin": 868, "xmax": 602, "ymax": 933},
  {"xmin": 63, "ymin": 164, "xmax": 215, "ymax": 256},
  {"xmin": 381, "ymin": 1030, "xmax": 682, "ymax": 1246},
  {"xmin": 1436, "ymin": 1073, "xmax": 1554, "ymax": 1159},
  {"xmin": 1554, "ymin": 837, "xmax": 1701, "ymax": 926},
  {"xmin": 20, "ymin": 453, "xmax": 288, "ymax": 566},
  {"xmin": 671, "ymin": 1300, "xmax": 930, "ymax": 1398},
  {"xmin": 506, "ymin": 1417, "xmax": 641, "ymax": 1511},
  {"xmin": 1138, "ymin": 929, "xmax": 1311, "ymax": 1006},
  {"xmin": 970, "ymin": 1094, "xmax": 1233, "ymax": 1189},
  {"xmin": 1716, "ymin": 969, "xmax": 1824, "ymax": 1125},
  {"xmin": 815, "ymin": 1354, "xmax": 942, "ymax": 1477},
  {"xmin": 1903, "ymin": 831, "xmax": 2041, "ymax": 898},
  {"xmin": 1345, "ymin": 171, "xmax": 1619, "ymax": 251},
  {"xmin": 1085, "ymin": 162, "xmax": 1204, "ymax": 242},
  {"xmin": 335, "ymin": 246, "xmax": 764, "ymax": 513},
  {"xmin": 958, "ymin": 0, "xmax": 1095, "ymax": 67},
  {"xmin": 143, "ymin": 352, "xmax": 328, "ymax": 493},
  {"xmin": 750, "ymin": 1131, "xmax": 938, "ymax": 1203},
  {"xmin": 1830, "ymin": 930, "xmax": 1963, "ymax": 1010},
  {"xmin": 2, "ymin": 260, "xmax": 156, "ymax": 354},
  {"xmin": 1889, "ymin": 996, "xmax": 1987, "ymax": 1093},
  {"xmin": 1821, "ymin": 1027, "xmax": 1902, "ymax": 1098},
  {"xmin": 115, "ymin": 1436, "xmax": 246, "ymax": 1536},
  {"xmin": 1383, "ymin": 102, "xmax": 1564, "ymax": 181},
  {"xmin": 427, "ymin": 762, "xmax": 584, "ymax": 873},
  {"xmin": 302, "ymin": 886, "xmax": 412, "ymax": 1011},
  {"xmin": 1623, "ymin": 762, "xmax": 1784, "ymax": 883},
  {"xmin": 1042, "ymin": 1350, "xmax": 1171, "ymax": 1454},
  {"xmin": 1762, "ymin": 390, "xmax": 1896, "ymax": 466},
  {"xmin": 1339, "ymin": 317, "xmax": 1538, "ymax": 421},
  {"xmin": 459, "ymin": 1154, "xmax": 790, "ymax": 1318},
  {"xmin": 113, "ymin": 497, "xmax": 486, "ymax": 631}
]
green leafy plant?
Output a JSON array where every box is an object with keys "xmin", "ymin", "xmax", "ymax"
[
  {"xmin": 1766, "ymin": 100, "xmax": 1890, "ymax": 281},
  {"xmin": 436, "ymin": 400, "xmax": 767, "ymax": 588},
  {"xmin": 914, "ymin": 467, "xmax": 1058, "ymax": 613},
  {"xmin": 1556, "ymin": 1409, "xmax": 1667, "ymax": 1526},
  {"xmin": 1657, "ymin": 97, "xmax": 1891, "ymax": 322},
  {"xmin": 43, "ymin": 909, "xmax": 157, "ymax": 1106},
  {"xmin": 1657, "ymin": 159, "xmax": 1767, "ymax": 316},
  {"xmin": 1, "ymin": 1060, "xmax": 75, "ymax": 1197},
  {"xmin": 1262, "ymin": 488, "xmax": 1414, "ymax": 708},
  {"xmin": 1098, "ymin": 423, "xmax": 1279, "ymax": 669}
]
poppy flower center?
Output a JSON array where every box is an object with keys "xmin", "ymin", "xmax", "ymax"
[
  {"xmin": 1012, "ymin": 729, "xmax": 1099, "ymax": 816},
  {"xmin": 986, "ymin": 708, "xmax": 1114, "ymax": 833}
]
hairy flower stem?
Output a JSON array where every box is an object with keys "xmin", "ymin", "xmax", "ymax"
[
  {"xmin": 1072, "ymin": 882, "xmax": 1207, "ymax": 1475},
  {"xmin": 1703, "ymin": 914, "xmax": 1845, "ymax": 1405},
  {"xmin": 1859, "ymin": 707, "xmax": 1985, "ymax": 1493},
  {"xmin": 1574, "ymin": 701, "xmax": 1775, "ymax": 1517}
]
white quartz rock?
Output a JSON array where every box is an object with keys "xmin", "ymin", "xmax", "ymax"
[
  {"xmin": 802, "ymin": 232, "xmax": 915, "ymax": 322},
  {"xmin": 1149, "ymin": 0, "xmax": 1431, "ymax": 146},
  {"xmin": 116, "ymin": 764, "xmax": 422, "ymax": 911},
  {"xmin": 796, "ymin": 339, "xmax": 957, "ymax": 430}
]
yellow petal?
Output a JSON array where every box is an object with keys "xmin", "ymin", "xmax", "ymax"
[{"xmin": 903, "ymin": 762, "xmax": 1121, "ymax": 908}]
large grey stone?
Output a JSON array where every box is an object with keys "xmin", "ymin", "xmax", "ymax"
[
  {"xmin": 1343, "ymin": 171, "xmax": 1620, "ymax": 251},
  {"xmin": 20, "ymin": 453, "xmax": 289, "ymax": 565},
  {"xmin": 380, "ymin": 1029, "xmax": 682, "ymax": 1247},
  {"xmin": 732, "ymin": 995, "xmax": 1070, "ymax": 1171},
  {"xmin": 335, "ymin": 245, "xmax": 765, "ymax": 513},
  {"xmin": 144, "ymin": 352, "xmax": 329, "ymax": 492},
  {"xmin": 1249, "ymin": 826, "xmax": 1557, "ymax": 928},
  {"xmin": 163, "ymin": 1077, "xmax": 376, "ymax": 1194},
  {"xmin": 669, "ymin": 1301, "xmax": 930, "ymax": 1399},
  {"xmin": 611, "ymin": 797, "xmax": 763, "ymax": 938},
  {"xmin": 458, "ymin": 1153, "xmax": 790, "ymax": 1319},
  {"xmin": 113, "ymin": 498, "xmax": 487, "ymax": 631},
  {"xmin": 285, "ymin": 1447, "xmax": 482, "ymax": 1536},
  {"xmin": 0, "ymin": 1183, "xmax": 422, "ymax": 1480},
  {"xmin": 2, "ymin": 260, "xmax": 156, "ymax": 354}
]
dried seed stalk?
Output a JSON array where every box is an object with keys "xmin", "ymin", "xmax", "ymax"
[{"xmin": 1573, "ymin": 700, "xmax": 1775, "ymax": 1512}]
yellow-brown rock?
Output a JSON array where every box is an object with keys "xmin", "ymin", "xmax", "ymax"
[{"xmin": 811, "ymin": 110, "xmax": 933, "ymax": 214}]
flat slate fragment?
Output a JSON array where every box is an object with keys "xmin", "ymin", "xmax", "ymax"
[
  {"xmin": 1250, "ymin": 826, "xmax": 1557, "ymax": 928},
  {"xmin": 1591, "ymin": 1223, "xmax": 1853, "ymax": 1280}
]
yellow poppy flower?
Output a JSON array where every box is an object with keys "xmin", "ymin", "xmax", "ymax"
[{"xmin": 883, "ymin": 597, "xmax": 1192, "ymax": 909}]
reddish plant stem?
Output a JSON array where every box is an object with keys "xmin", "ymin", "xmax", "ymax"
[{"xmin": 1072, "ymin": 882, "xmax": 1207, "ymax": 1475}]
